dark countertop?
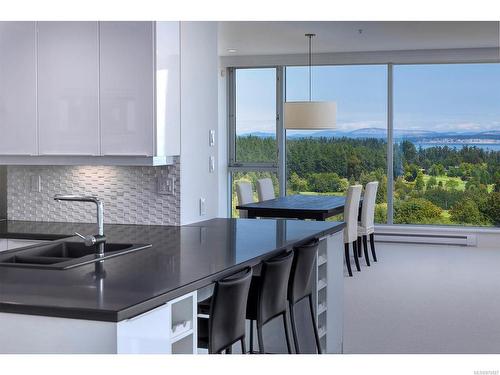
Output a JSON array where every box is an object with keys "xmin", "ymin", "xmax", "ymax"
[{"xmin": 0, "ymin": 218, "xmax": 344, "ymax": 322}]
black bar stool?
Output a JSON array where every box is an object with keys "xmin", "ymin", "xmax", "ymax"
[
  {"xmin": 288, "ymin": 240, "xmax": 322, "ymax": 354},
  {"xmin": 197, "ymin": 267, "xmax": 253, "ymax": 354},
  {"xmin": 246, "ymin": 250, "xmax": 294, "ymax": 354}
]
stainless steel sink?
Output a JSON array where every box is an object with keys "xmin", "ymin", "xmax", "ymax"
[{"xmin": 0, "ymin": 241, "xmax": 152, "ymax": 270}]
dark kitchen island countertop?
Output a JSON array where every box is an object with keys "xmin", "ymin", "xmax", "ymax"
[{"xmin": 0, "ymin": 218, "xmax": 344, "ymax": 322}]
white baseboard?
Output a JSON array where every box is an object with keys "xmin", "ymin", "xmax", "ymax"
[{"xmin": 375, "ymin": 232, "xmax": 476, "ymax": 246}]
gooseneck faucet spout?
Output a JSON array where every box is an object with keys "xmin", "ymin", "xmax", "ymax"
[{"xmin": 54, "ymin": 194, "xmax": 106, "ymax": 256}]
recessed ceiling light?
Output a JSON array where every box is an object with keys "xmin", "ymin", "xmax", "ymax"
[{"xmin": 227, "ymin": 48, "xmax": 237, "ymax": 53}]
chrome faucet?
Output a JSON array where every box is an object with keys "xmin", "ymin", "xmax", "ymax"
[{"xmin": 54, "ymin": 194, "xmax": 106, "ymax": 256}]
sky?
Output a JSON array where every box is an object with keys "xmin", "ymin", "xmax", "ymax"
[{"xmin": 235, "ymin": 63, "xmax": 500, "ymax": 135}]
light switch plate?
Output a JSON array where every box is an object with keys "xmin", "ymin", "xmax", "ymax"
[
  {"xmin": 157, "ymin": 176, "xmax": 175, "ymax": 195},
  {"xmin": 199, "ymin": 197, "xmax": 206, "ymax": 216},
  {"xmin": 209, "ymin": 156, "xmax": 215, "ymax": 173},
  {"xmin": 209, "ymin": 130, "xmax": 215, "ymax": 147}
]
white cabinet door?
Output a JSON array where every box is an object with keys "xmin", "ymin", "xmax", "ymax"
[
  {"xmin": 0, "ymin": 22, "xmax": 37, "ymax": 155},
  {"xmin": 155, "ymin": 22, "xmax": 180, "ymax": 157},
  {"xmin": 37, "ymin": 21, "xmax": 99, "ymax": 156},
  {"xmin": 99, "ymin": 22, "xmax": 154, "ymax": 157}
]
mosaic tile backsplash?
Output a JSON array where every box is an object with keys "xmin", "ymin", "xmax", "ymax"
[{"xmin": 7, "ymin": 159, "xmax": 180, "ymax": 225}]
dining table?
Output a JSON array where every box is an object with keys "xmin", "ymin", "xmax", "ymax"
[{"xmin": 236, "ymin": 194, "xmax": 361, "ymax": 221}]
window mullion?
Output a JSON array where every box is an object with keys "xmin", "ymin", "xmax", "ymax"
[
  {"xmin": 387, "ymin": 63, "xmax": 394, "ymax": 225},
  {"xmin": 277, "ymin": 66, "xmax": 286, "ymax": 197}
]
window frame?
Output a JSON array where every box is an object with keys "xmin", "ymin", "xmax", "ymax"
[
  {"xmin": 228, "ymin": 61, "xmax": 500, "ymax": 227},
  {"xmin": 227, "ymin": 66, "xmax": 286, "ymax": 217}
]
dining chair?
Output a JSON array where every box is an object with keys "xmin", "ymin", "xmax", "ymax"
[
  {"xmin": 256, "ymin": 178, "xmax": 275, "ymax": 202},
  {"xmin": 357, "ymin": 181, "xmax": 379, "ymax": 265},
  {"xmin": 236, "ymin": 181, "xmax": 254, "ymax": 218},
  {"xmin": 197, "ymin": 267, "xmax": 253, "ymax": 354},
  {"xmin": 344, "ymin": 184, "xmax": 362, "ymax": 277}
]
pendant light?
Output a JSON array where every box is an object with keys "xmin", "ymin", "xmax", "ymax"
[{"xmin": 284, "ymin": 34, "xmax": 337, "ymax": 130}]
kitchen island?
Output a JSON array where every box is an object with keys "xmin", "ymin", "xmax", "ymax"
[{"xmin": 0, "ymin": 218, "xmax": 345, "ymax": 354}]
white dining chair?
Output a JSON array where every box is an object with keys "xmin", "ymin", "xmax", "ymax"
[
  {"xmin": 343, "ymin": 184, "xmax": 362, "ymax": 277},
  {"xmin": 357, "ymin": 181, "xmax": 379, "ymax": 266},
  {"xmin": 256, "ymin": 178, "xmax": 275, "ymax": 202},
  {"xmin": 236, "ymin": 181, "xmax": 254, "ymax": 218}
]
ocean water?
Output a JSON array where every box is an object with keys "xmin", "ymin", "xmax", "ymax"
[{"xmin": 414, "ymin": 143, "xmax": 500, "ymax": 152}]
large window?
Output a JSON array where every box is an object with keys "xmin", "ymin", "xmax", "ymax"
[
  {"xmin": 235, "ymin": 68, "xmax": 277, "ymax": 164},
  {"xmin": 285, "ymin": 65, "xmax": 388, "ymax": 223},
  {"xmin": 229, "ymin": 63, "xmax": 500, "ymax": 228},
  {"xmin": 393, "ymin": 63, "xmax": 500, "ymax": 226},
  {"xmin": 230, "ymin": 68, "xmax": 279, "ymax": 217}
]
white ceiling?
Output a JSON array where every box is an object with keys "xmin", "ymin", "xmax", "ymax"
[{"xmin": 218, "ymin": 21, "xmax": 499, "ymax": 56}]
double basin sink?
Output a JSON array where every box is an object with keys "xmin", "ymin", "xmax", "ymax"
[{"xmin": 0, "ymin": 240, "xmax": 152, "ymax": 270}]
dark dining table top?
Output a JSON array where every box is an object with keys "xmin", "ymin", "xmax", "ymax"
[{"xmin": 236, "ymin": 194, "xmax": 354, "ymax": 221}]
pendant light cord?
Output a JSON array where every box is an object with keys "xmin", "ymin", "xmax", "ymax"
[
  {"xmin": 309, "ymin": 35, "xmax": 312, "ymax": 101},
  {"xmin": 305, "ymin": 33, "xmax": 315, "ymax": 102}
]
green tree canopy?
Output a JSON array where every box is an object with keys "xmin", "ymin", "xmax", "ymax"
[
  {"xmin": 450, "ymin": 199, "xmax": 489, "ymax": 226},
  {"xmin": 429, "ymin": 163, "xmax": 446, "ymax": 176},
  {"xmin": 394, "ymin": 198, "xmax": 443, "ymax": 224},
  {"xmin": 427, "ymin": 176, "xmax": 438, "ymax": 189}
]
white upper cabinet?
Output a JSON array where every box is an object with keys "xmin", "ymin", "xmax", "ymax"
[
  {"xmin": 37, "ymin": 22, "xmax": 99, "ymax": 156},
  {"xmin": 155, "ymin": 22, "xmax": 181, "ymax": 157},
  {"xmin": 99, "ymin": 22, "xmax": 155, "ymax": 156},
  {"xmin": 0, "ymin": 22, "xmax": 37, "ymax": 155},
  {"xmin": 0, "ymin": 21, "xmax": 180, "ymax": 165}
]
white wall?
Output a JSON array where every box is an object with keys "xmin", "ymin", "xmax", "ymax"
[{"xmin": 180, "ymin": 22, "xmax": 219, "ymax": 225}]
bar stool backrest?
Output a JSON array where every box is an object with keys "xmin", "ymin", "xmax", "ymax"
[
  {"xmin": 209, "ymin": 267, "xmax": 253, "ymax": 354},
  {"xmin": 288, "ymin": 240, "xmax": 320, "ymax": 305},
  {"xmin": 344, "ymin": 184, "xmax": 362, "ymax": 244},
  {"xmin": 257, "ymin": 250, "xmax": 294, "ymax": 325}
]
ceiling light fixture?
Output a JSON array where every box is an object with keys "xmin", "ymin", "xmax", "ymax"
[
  {"xmin": 284, "ymin": 34, "xmax": 336, "ymax": 130},
  {"xmin": 227, "ymin": 48, "xmax": 237, "ymax": 53}
]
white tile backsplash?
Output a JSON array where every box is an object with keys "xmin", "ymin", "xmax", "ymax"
[{"xmin": 7, "ymin": 158, "xmax": 180, "ymax": 225}]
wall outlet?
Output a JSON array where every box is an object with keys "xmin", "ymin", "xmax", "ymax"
[
  {"xmin": 199, "ymin": 197, "xmax": 206, "ymax": 216},
  {"xmin": 157, "ymin": 176, "xmax": 175, "ymax": 195},
  {"xmin": 30, "ymin": 175, "xmax": 41, "ymax": 193},
  {"xmin": 209, "ymin": 156, "xmax": 215, "ymax": 173}
]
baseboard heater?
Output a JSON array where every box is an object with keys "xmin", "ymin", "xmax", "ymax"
[{"xmin": 374, "ymin": 232, "xmax": 477, "ymax": 246}]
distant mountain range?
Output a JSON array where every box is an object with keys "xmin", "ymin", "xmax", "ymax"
[{"xmin": 239, "ymin": 128, "xmax": 500, "ymax": 142}]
